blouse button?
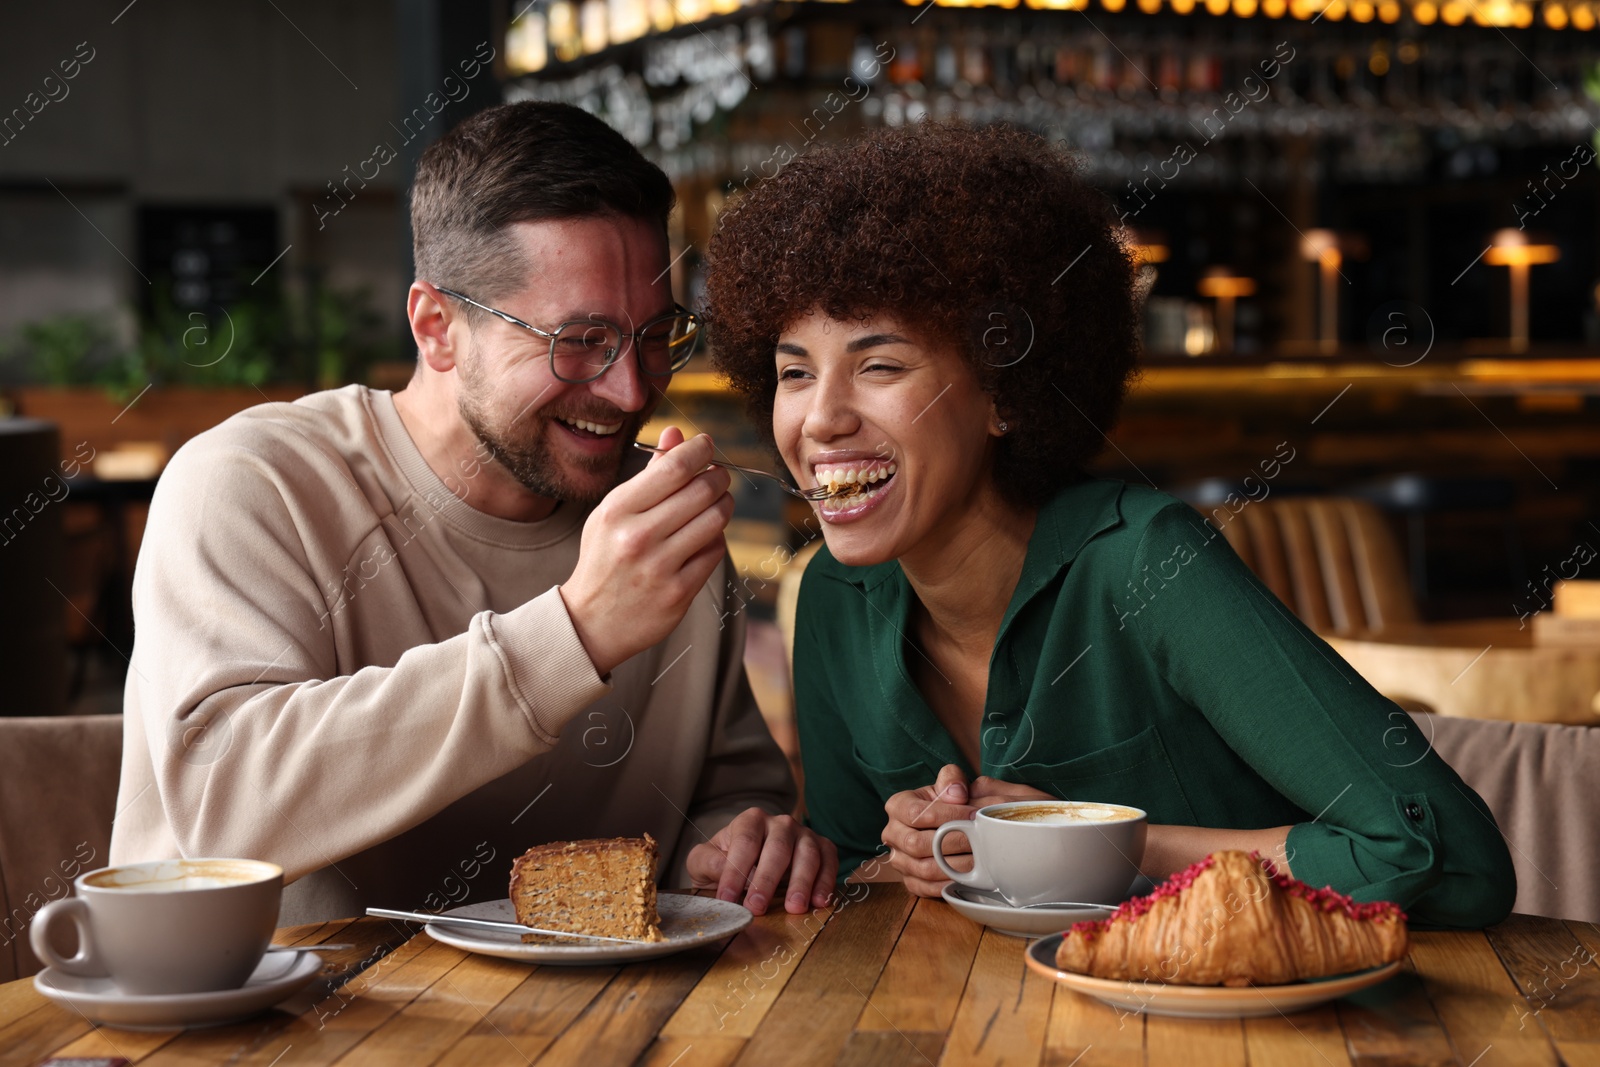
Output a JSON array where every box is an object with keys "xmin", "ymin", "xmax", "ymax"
[{"xmin": 1405, "ymin": 802, "xmax": 1424, "ymax": 821}]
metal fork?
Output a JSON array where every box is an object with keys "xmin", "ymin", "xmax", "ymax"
[{"xmin": 632, "ymin": 441, "xmax": 834, "ymax": 500}]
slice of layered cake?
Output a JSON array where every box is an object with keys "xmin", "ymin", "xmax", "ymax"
[{"xmin": 508, "ymin": 835, "xmax": 666, "ymax": 943}]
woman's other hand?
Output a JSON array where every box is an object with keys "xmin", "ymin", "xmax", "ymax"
[
  {"xmin": 687, "ymin": 807, "xmax": 838, "ymax": 915},
  {"xmin": 883, "ymin": 766, "xmax": 1059, "ymax": 896},
  {"xmin": 883, "ymin": 765, "xmax": 976, "ymax": 895}
]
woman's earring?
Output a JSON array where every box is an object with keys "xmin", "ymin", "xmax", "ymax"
[{"xmin": 997, "ymin": 421, "xmax": 1009, "ymax": 434}]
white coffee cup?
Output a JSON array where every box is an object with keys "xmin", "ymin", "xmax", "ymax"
[
  {"xmin": 30, "ymin": 858, "xmax": 283, "ymax": 996},
  {"xmin": 932, "ymin": 800, "xmax": 1147, "ymax": 908}
]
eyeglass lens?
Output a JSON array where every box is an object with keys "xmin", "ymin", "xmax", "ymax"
[{"xmin": 550, "ymin": 316, "xmax": 698, "ymax": 382}]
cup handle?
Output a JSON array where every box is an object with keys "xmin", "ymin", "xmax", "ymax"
[
  {"xmin": 932, "ymin": 819, "xmax": 991, "ymax": 889},
  {"xmin": 30, "ymin": 898, "xmax": 106, "ymax": 977}
]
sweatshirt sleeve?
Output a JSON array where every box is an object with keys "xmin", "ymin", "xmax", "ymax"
[
  {"xmin": 664, "ymin": 554, "xmax": 799, "ymax": 884},
  {"xmin": 121, "ymin": 436, "xmax": 611, "ymax": 882},
  {"xmin": 1128, "ymin": 502, "xmax": 1516, "ymax": 929}
]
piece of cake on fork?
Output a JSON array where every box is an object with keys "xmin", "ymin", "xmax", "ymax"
[{"xmin": 508, "ymin": 834, "xmax": 666, "ymax": 943}]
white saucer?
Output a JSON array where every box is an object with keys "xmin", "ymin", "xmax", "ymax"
[
  {"xmin": 424, "ymin": 894, "xmax": 751, "ymax": 965},
  {"xmin": 942, "ymin": 884, "xmax": 1116, "ymax": 938},
  {"xmin": 33, "ymin": 949, "xmax": 322, "ymax": 1031},
  {"xmin": 941, "ymin": 876, "xmax": 1155, "ymax": 939}
]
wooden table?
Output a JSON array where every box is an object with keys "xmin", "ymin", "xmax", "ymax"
[
  {"xmin": 1328, "ymin": 619, "xmax": 1600, "ymax": 726},
  {"xmin": 4, "ymin": 884, "xmax": 1598, "ymax": 1067}
]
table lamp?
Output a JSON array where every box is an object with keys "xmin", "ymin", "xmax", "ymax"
[
  {"xmin": 1300, "ymin": 229, "xmax": 1343, "ymax": 354},
  {"xmin": 1197, "ymin": 267, "xmax": 1256, "ymax": 353},
  {"xmin": 1484, "ymin": 229, "xmax": 1560, "ymax": 353}
]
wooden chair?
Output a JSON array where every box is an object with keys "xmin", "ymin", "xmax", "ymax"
[
  {"xmin": 1203, "ymin": 496, "xmax": 1419, "ymax": 637},
  {"xmin": 0, "ymin": 715, "xmax": 123, "ymax": 982}
]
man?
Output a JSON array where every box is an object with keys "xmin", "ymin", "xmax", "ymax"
[{"xmin": 110, "ymin": 102, "xmax": 835, "ymax": 923}]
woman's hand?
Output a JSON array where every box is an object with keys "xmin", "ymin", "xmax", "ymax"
[
  {"xmin": 686, "ymin": 807, "xmax": 838, "ymax": 915},
  {"xmin": 881, "ymin": 764, "xmax": 1056, "ymax": 896}
]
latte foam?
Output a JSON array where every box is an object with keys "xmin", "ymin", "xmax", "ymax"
[{"xmin": 990, "ymin": 802, "xmax": 1143, "ymax": 824}]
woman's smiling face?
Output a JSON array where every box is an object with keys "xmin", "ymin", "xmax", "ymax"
[{"xmin": 773, "ymin": 310, "xmax": 1004, "ymax": 567}]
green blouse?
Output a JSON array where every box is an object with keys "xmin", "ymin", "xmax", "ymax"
[{"xmin": 793, "ymin": 479, "xmax": 1516, "ymax": 929}]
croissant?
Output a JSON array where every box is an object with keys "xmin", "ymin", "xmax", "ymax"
[{"xmin": 1054, "ymin": 850, "xmax": 1407, "ymax": 986}]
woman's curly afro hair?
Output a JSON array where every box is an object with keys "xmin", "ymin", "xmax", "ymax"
[{"xmin": 704, "ymin": 120, "xmax": 1141, "ymax": 508}]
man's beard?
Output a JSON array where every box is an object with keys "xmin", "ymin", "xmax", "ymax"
[{"xmin": 456, "ymin": 361, "xmax": 637, "ymax": 507}]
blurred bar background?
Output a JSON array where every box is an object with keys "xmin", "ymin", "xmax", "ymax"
[{"xmin": 1, "ymin": 1, "xmax": 1597, "ymax": 736}]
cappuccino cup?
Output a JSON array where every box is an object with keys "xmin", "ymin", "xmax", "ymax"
[
  {"xmin": 932, "ymin": 800, "xmax": 1147, "ymax": 908},
  {"xmin": 30, "ymin": 858, "xmax": 282, "ymax": 996}
]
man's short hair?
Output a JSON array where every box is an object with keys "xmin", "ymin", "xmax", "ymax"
[{"xmin": 410, "ymin": 101, "xmax": 676, "ymax": 302}]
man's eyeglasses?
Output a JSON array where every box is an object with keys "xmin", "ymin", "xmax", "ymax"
[{"xmin": 434, "ymin": 286, "xmax": 701, "ymax": 384}]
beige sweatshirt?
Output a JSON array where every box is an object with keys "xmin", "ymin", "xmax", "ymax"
[{"xmin": 110, "ymin": 385, "xmax": 795, "ymax": 924}]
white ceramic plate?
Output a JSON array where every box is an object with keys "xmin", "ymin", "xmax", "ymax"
[
  {"xmin": 33, "ymin": 950, "xmax": 322, "ymax": 1031},
  {"xmin": 941, "ymin": 884, "xmax": 1117, "ymax": 939},
  {"xmin": 424, "ymin": 894, "xmax": 752, "ymax": 965},
  {"xmin": 1024, "ymin": 935, "xmax": 1403, "ymax": 1018}
]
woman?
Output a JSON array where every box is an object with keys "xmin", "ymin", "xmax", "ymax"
[{"xmin": 704, "ymin": 121, "xmax": 1514, "ymax": 927}]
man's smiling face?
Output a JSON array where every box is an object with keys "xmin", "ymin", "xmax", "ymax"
[{"xmin": 451, "ymin": 213, "xmax": 674, "ymax": 505}]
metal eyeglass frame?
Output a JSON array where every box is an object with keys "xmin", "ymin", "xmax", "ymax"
[{"xmin": 432, "ymin": 285, "xmax": 701, "ymax": 383}]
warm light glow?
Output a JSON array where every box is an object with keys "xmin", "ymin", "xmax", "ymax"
[
  {"xmin": 1325, "ymin": 0, "xmax": 1347, "ymax": 18},
  {"xmin": 1370, "ymin": 52, "xmax": 1390, "ymax": 74},
  {"xmin": 1471, "ymin": 0, "xmax": 1517, "ymax": 22},
  {"xmin": 1398, "ymin": 39, "xmax": 1421, "ymax": 62},
  {"xmin": 650, "ymin": 0, "xmax": 676, "ymax": 32},
  {"xmin": 1263, "ymin": 0, "xmax": 1288, "ymax": 13},
  {"xmin": 1513, "ymin": 2, "xmax": 1535, "ymax": 22},
  {"xmin": 580, "ymin": 0, "xmax": 609, "ymax": 53},
  {"xmin": 1132, "ymin": 243, "xmax": 1171, "ymax": 264},
  {"xmin": 1234, "ymin": 0, "xmax": 1260, "ymax": 13},
  {"xmin": 610, "ymin": 0, "xmax": 651, "ymax": 42},
  {"xmin": 1171, "ymin": 0, "xmax": 1196, "ymax": 12},
  {"xmin": 1378, "ymin": 0, "xmax": 1402, "ymax": 18},
  {"xmin": 1198, "ymin": 272, "xmax": 1258, "ymax": 299},
  {"xmin": 1102, "ymin": 0, "xmax": 1127, "ymax": 11},
  {"xmin": 549, "ymin": 0, "xmax": 582, "ymax": 61},
  {"xmin": 1137, "ymin": 0, "xmax": 1163, "ymax": 12},
  {"xmin": 1484, "ymin": 241, "xmax": 1561, "ymax": 268},
  {"xmin": 1352, "ymin": 0, "xmax": 1375, "ymax": 17},
  {"xmin": 1545, "ymin": 1, "xmax": 1570, "ymax": 25},
  {"xmin": 1413, "ymin": 0, "xmax": 1438, "ymax": 19},
  {"xmin": 506, "ymin": 11, "xmax": 549, "ymax": 73},
  {"xmin": 1574, "ymin": 2, "xmax": 1596, "ymax": 26},
  {"xmin": 1289, "ymin": 0, "xmax": 1317, "ymax": 16},
  {"xmin": 1301, "ymin": 229, "xmax": 1342, "ymax": 267},
  {"xmin": 1205, "ymin": 0, "xmax": 1230, "ymax": 13},
  {"xmin": 1441, "ymin": 1, "xmax": 1468, "ymax": 22}
]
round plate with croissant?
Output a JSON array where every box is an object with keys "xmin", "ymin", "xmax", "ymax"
[{"xmin": 1023, "ymin": 851, "xmax": 1407, "ymax": 1018}]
